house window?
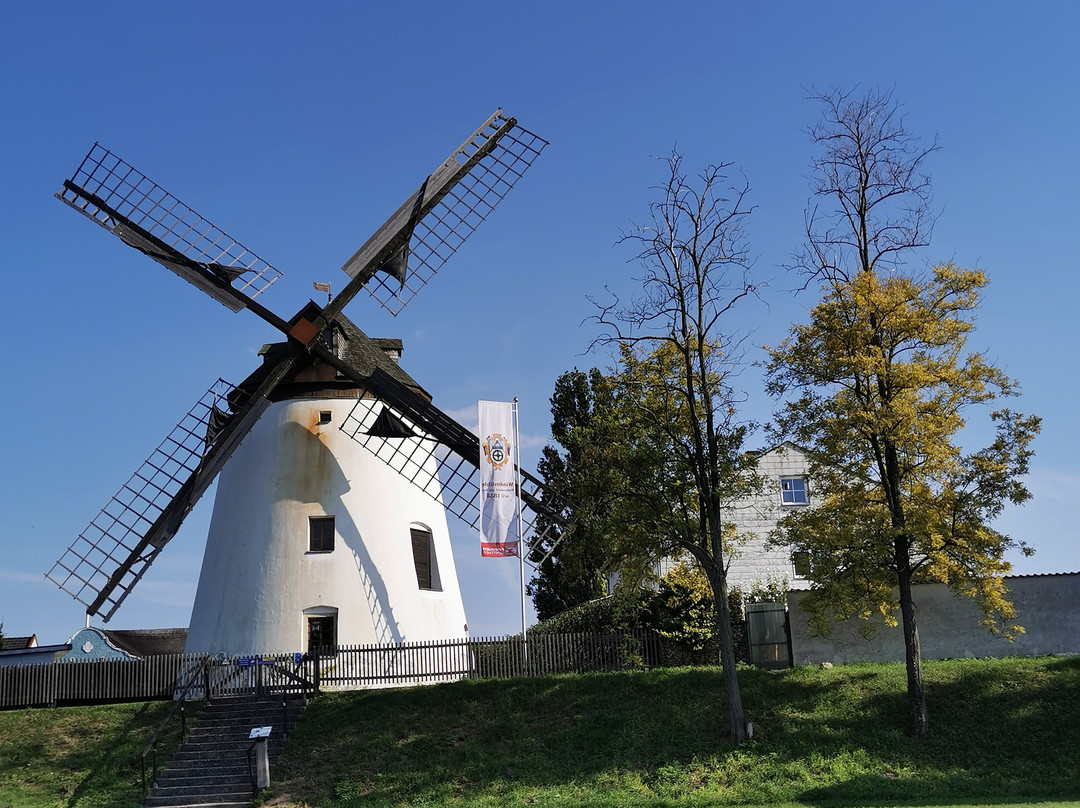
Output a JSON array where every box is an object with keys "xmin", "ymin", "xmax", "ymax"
[
  {"xmin": 306, "ymin": 614, "xmax": 336, "ymax": 654},
  {"xmin": 792, "ymin": 551, "xmax": 811, "ymax": 579},
  {"xmin": 781, "ymin": 477, "xmax": 809, "ymax": 505},
  {"xmin": 309, "ymin": 516, "xmax": 335, "ymax": 552},
  {"xmin": 319, "ymin": 410, "xmax": 332, "ymax": 424},
  {"xmin": 410, "ymin": 527, "xmax": 440, "ymax": 590}
]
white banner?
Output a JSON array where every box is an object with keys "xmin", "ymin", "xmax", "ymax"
[{"xmin": 478, "ymin": 400, "xmax": 518, "ymax": 557}]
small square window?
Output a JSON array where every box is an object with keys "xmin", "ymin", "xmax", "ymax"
[
  {"xmin": 781, "ymin": 477, "xmax": 809, "ymax": 505},
  {"xmin": 309, "ymin": 516, "xmax": 335, "ymax": 552},
  {"xmin": 319, "ymin": 411, "xmax": 332, "ymax": 424}
]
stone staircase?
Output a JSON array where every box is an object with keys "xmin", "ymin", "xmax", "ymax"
[{"xmin": 143, "ymin": 694, "xmax": 306, "ymax": 808}]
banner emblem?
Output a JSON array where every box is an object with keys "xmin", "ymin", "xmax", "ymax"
[{"xmin": 482, "ymin": 433, "xmax": 511, "ymax": 469}]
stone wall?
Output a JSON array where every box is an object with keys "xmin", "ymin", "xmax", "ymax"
[{"xmin": 789, "ymin": 572, "xmax": 1080, "ymax": 665}]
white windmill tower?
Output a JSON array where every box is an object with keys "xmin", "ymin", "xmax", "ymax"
[
  {"xmin": 184, "ymin": 317, "xmax": 469, "ymax": 654},
  {"xmin": 46, "ymin": 111, "xmax": 569, "ymax": 658}
]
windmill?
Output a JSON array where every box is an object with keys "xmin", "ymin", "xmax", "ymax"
[{"xmin": 46, "ymin": 110, "xmax": 568, "ymax": 655}]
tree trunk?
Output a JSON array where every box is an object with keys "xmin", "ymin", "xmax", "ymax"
[
  {"xmin": 713, "ymin": 573, "xmax": 749, "ymax": 743},
  {"xmin": 683, "ymin": 537, "xmax": 749, "ymax": 743},
  {"xmin": 895, "ymin": 541, "xmax": 928, "ymax": 736}
]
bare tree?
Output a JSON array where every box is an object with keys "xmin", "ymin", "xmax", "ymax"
[
  {"xmin": 591, "ymin": 152, "xmax": 763, "ymax": 743},
  {"xmin": 793, "ymin": 87, "xmax": 938, "ymax": 284}
]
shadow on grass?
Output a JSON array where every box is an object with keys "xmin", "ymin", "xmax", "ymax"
[
  {"xmin": 798, "ymin": 795, "xmax": 1080, "ymax": 808},
  {"xmin": 269, "ymin": 657, "xmax": 1080, "ymax": 806},
  {"xmin": 60, "ymin": 701, "xmax": 159, "ymax": 807},
  {"xmin": 0, "ymin": 700, "xmax": 179, "ymax": 808},
  {"xmin": 761, "ymin": 656, "xmax": 1080, "ymax": 805}
]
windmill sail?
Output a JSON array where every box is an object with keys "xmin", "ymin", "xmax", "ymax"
[
  {"xmin": 46, "ymin": 345, "xmax": 300, "ymax": 620},
  {"xmin": 333, "ymin": 109, "xmax": 548, "ymax": 316},
  {"xmin": 338, "ymin": 392, "xmax": 571, "ymax": 558},
  {"xmin": 57, "ymin": 144, "xmax": 283, "ymax": 310},
  {"xmin": 47, "ymin": 380, "xmax": 237, "ymax": 619}
]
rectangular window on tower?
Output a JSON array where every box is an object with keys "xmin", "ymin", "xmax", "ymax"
[{"xmin": 309, "ymin": 516, "xmax": 335, "ymax": 552}]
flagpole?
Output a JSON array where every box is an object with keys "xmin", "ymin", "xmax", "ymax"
[{"xmin": 513, "ymin": 398, "xmax": 527, "ymax": 659}]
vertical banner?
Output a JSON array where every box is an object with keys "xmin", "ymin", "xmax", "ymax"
[{"xmin": 478, "ymin": 400, "xmax": 519, "ymax": 557}]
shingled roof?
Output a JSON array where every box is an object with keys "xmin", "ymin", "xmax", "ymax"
[
  {"xmin": 332, "ymin": 314, "xmax": 424, "ymax": 394},
  {"xmin": 0, "ymin": 635, "xmax": 37, "ymax": 651},
  {"xmin": 248, "ymin": 309, "xmax": 427, "ymax": 402}
]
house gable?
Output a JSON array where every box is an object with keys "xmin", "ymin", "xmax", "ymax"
[{"xmin": 726, "ymin": 442, "xmax": 813, "ymax": 591}]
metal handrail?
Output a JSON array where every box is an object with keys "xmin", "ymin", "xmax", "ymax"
[
  {"xmin": 260, "ymin": 658, "xmax": 318, "ymax": 699},
  {"xmin": 212, "ymin": 658, "xmax": 255, "ymax": 695},
  {"xmin": 140, "ymin": 655, "xmax": 214, "ymax": 797}
]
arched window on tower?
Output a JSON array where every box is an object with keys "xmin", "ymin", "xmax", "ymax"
[
  {"xmin": 409, "ymin": 524, "xmax": 441, "ymax": 591},
  {"xmin": 303, "ymin": 606, "xmax": 338, "ymax": 655}
]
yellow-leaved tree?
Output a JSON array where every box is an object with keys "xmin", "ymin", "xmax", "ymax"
[{"xmin": 766, "ymin": 89, "xmax": 1040, "ymax": 736}]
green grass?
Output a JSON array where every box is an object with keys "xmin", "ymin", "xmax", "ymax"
[
  {"xmin": 264, "ymin": 656, "xmax": 1080, "ymax": 807},
  {"xmin": 1, "ymin": 659, "xmax": 1077, "ymax": 807},
  {"xmin": 0, "ymin": 699, "xmax": 197, "ymax": 808}
]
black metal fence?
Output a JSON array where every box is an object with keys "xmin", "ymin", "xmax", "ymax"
[{"xmin": 0, "ymin": 631, "xmax": 664, "ymax": 710}]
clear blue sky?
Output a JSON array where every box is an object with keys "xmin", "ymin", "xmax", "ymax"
[{"xmin": 2, "ymin": 2, "xmax": 1077, "ymax": 644}]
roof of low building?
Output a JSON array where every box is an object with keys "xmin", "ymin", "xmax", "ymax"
[
  {"xmin": 0, "ymin": 635, "xmax": 37, "ymax": 651},
  {"xmin": 100, "ymin": 628, "xmax": 188, "ymax": 657}
]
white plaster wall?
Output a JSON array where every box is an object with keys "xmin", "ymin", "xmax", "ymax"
[{"xmin": 185, "ymin": 397, "xmax": 468, "ymax": 655}]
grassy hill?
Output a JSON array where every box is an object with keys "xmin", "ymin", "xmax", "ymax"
[
  {"xmin": 264, "ymin": 656, "xmax": 1080, "ymax": 807},
  {"xmin": 1, "ymin": 657, "xmax": 1078, "ymax": 807},
  {"xmin": 0, "ymin": 698, "xmax": 194, "ymax": 808}
]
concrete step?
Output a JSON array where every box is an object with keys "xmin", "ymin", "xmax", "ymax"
[
  {"xmin": 194, "ymin": 709, "xmax": 303, "ymax": 723},
  {"xmin": 167, "ymin": 748, "xmax": 255, "ymax": 763},
  {"xmin": 165, "ymin": 743, "xmax": 280, "ymax": 756},
  {"xmin": 149, "ymin": 781, "xmax": 254, "ymax": 798},
  {"xmin": 144, "ymin": 798, "xmax": 252, "ymax": 808},
  {"xmin": 153, "ymin": 770, "xmax": 251, "ymax": 787},
  {"xmin": 145, "ymin": 692, "xmax": 305, "ymax": 807},
  {"xmin": 154, "ymin": 760, "xmax": 250, "ymax": 777}
]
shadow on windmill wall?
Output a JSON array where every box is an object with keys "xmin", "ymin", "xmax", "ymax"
[{"xmin": 274, "ymin": 417, "xmax": 402, "ymax": 646}]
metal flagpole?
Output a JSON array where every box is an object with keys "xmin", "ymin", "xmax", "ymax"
[{"xmin": 513, "ymin": 398, "xmax": 527, "ymax": 661}]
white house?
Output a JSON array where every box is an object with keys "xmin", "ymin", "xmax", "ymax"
[
  {"xmin": 656, "ymin": 442, "xmax": 814, "ymax": 591},
  {"xmin": 725, "ymin": 442, "xmax": 814, "ymax": 590}
]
